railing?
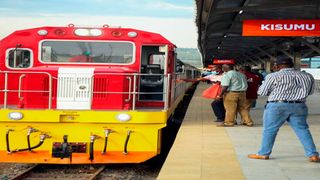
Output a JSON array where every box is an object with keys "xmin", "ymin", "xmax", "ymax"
[
  {"xmin": 0, "ymin": 71, "xmax": 53, "ymax": 109},
  {"xmin": 91, "ymin": 73, "xmax": 171, "ymax": 110},
  {"xmin": 0, "ymin": 71, "xmax": 182, "ymax": 111}
]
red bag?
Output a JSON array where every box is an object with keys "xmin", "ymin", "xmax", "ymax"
[{"xmin": 202, "ymin": 83, "xmax": 222, "ymax": 99}]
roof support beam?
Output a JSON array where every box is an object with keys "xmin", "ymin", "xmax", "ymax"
[
  {"xmin": 240, "ymin": 54, "xmax": 259, "ymax": 65},
  {"xmin": 235, "ymin": 57, "xmax": 245, "ymax": 66},
  {"xmin": 269, "ymin": 42, "xmax": 294, "ymax": 59},
  {"xmin": 255, "ymin": 47, "xmax": 276, "ymax": 59},
  {"xmin": 249, "ymin": 53, "xmax": 267, "ymax": 64},
  {"xmin": 214, "ymin": 1, "xmax": 314, "ymax": 14},
  {"xmin": 244, "ymin": 53, "xmax": 264, "ymax": 64},
  {"xmin": 235, "ymin": 56, "xmax": 246, "ymax": 63},
  {"xmin": 297, "ymin": 37, "xmax": 320, "ymax": 55},
  {"xmin": 237, "ymin": 55, "xmax": 249, "ymax": 65},
  {"xmin": 302, "ymin": 49, "xmax": 316, "ymax": 58}
]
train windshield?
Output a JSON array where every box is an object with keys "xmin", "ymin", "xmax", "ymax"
[{"xmin": 40, "ymin": 41, "xmax": 134, "ymax": 64}]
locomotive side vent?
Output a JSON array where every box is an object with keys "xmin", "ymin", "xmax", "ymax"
[
  {"xmin": 57, "ymin": 68, "xmax": 94, "ymax": 110},
  {"xmin": 93, "ymin": 78, "xmax": 108, "ymax": 98}
]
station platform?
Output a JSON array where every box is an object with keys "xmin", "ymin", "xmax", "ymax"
[{"xmin": 158, "ymin": 82, "xmax": 320, "ymax": 180}]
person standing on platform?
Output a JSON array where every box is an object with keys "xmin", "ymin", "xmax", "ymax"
[
  {"xmin": 198, "ymin": 65, "xmax": 225, "ymax": 122},
  {"xmin": 216, "ymin": 64, "xmax": 254, "ymax": 127},
  {"xmin": 248, "ymin": 58, "xmax": 319, "ymax": 162},
  {"xmin": 239, "ymin": 66, "xmax": 261, "ymax": 112}
]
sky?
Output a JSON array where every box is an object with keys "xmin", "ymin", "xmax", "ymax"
[{"xmin": 0, "ymin": 0, "xmax": 198, "ymax": 48}]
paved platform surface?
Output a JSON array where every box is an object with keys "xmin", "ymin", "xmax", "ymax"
[{"xmin": 158, "ymin": 82, "xmax": 320, "ymax": 180}]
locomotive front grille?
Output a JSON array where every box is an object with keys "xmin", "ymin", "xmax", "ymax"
[{"xmin": 57, "ymin": 68, "xmax": 94, "ymax": 110}]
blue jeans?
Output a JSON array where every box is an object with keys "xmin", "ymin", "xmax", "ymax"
[{"xmin": 258, "ymin": 102, "xmax": 319, "ymax": 157}]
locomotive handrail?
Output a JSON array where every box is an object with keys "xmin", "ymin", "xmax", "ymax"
[
  {"xmin": 132, "ymin": 73, "xmax": 137, "ymax": 110},
  {"xmin": 125, "ymin": 76, "xmax": 132, "ymax": 102},
  {"xmin": 0, "ymin": 71, "xmax": 53, "ymax": 109},
  {"xmin": 91, "ymin": 72, "xmax": 170, "ymax": 110},
  {"xmin": 164, "ymin": 74, "xmax": 170, "ymax": 110},
  {"xmin": 3, "ymin": 73, "xmax": 8, "ymax": 109},
  {"xmin": 18, "ymin": 74, "xmax": 26, "ymax": 99}
]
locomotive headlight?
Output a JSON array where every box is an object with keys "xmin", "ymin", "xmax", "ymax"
[
  {"xmin": 74, "ymin": 28, "xmax": 102, "ymax": 36},
  {"xmin": 74, "ymin": 29, "xmax": 90, "ymax": 36},
  {"xmin": 37, "ymin": 29, "xmax": 48, "ymax": 36},
  {"xmin": 90, "ymin": 29, "xmax": 102, "ymax": 36},
  {"xmin": 116, "ymin": 113, "xmax": 131, "ymax": 122},
  {"xmin": 127, "ymin": 31, "xmax": 138, "ymax": 38},
  {"xmin": 8, "ymin": 112, "xmax": 24, "ymax": 120}
]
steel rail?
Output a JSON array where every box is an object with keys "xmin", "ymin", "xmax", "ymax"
[
  {"xmin": 9, "ymin": 164, "xmax": 39, "ymax": 180},
  {"xmin": 11, "ymin": 165, "xmax": 106, "ymax": 180}
]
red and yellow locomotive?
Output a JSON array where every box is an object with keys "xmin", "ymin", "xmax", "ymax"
[{"xmin": 0, "ymin": 24, "xmax": 200, "ymax": 164}]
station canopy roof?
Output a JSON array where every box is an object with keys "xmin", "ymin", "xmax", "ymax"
[{"xmin": 195, "ymin": 0, "xmax": 320, "ymax": 66}]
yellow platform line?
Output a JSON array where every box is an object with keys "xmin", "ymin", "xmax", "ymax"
[{"xmin": 158, "ymin": 83, "xmax": 244, "ymax": 180}]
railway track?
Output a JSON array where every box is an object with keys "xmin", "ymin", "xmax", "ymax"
[{"xmin": 8, "ymin": 165, "xmax": 105, "ymax": 180}]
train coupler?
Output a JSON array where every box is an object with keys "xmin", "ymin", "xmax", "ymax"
[{"xmin": 52, "ymin": 135, "xmax": 74, "ymax": 160}]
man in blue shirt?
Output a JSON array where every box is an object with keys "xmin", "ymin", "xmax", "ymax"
[
  {"xmin": 216, "ymin": 64, "xmax": 253, "ymax": 127},
  {"xmin": 248, "ymin": 58, "xmax": 319, "ymax": 162}
]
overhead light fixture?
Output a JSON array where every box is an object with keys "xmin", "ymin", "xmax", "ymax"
[
  {"xmin": 239, "ymin": 10, "xmax": 243, "ymax": 14},
  {"xmin": 217, "ymin": 46, "xmax": 221, "ymax": 49},
  {"xmin": 223, "ymin": 34, "xmax": 227, "ymax": 38}
]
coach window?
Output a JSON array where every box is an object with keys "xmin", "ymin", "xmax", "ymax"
[{"xmin": 7, "ymin": 49, "xmax": 32, "ymax": 69}]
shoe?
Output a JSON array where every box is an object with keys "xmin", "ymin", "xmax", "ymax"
[
  {"xmin": 309, "ymin": 156, "xmax": 320, "ymax": 162},
  {"xmin": 216, "ymin": 123, "xmax": 234, "ymax": 127},
  {"xmin": 242, "ymin": 123, "xmax": 254, "ymax": 127},
  {"xmin": 248, "ymin": 154, "xmax": 269, "ymax": 160}
]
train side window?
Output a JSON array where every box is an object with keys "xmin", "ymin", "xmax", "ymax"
[
  {"xmin": 176, "ymin": 63, "xmax": 184, "ymax": 73},
  {"xmin": 7, "ymin": 49, "xmax": 32, "ymax": 69}
]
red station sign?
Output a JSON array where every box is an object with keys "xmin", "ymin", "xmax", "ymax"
[
  {"xmin": 213, "ymin": 59, "xmax": 235, "ymax": 64},
  {"xmin": 242, "ymin": 20, "xmax": 320, "ymax": 36}
]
